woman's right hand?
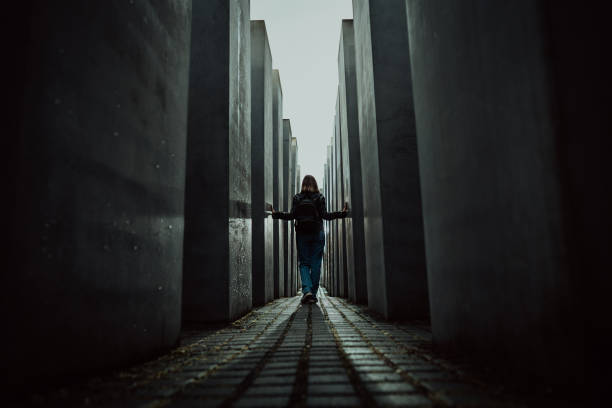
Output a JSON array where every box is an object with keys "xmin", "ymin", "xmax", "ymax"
[{"xmin": 342, "ymin": 202, "xmax": 349, "ymax": 213}]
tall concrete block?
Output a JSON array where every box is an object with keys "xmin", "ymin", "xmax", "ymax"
[
  {"xmin": 338, "ymin": 20, "xmax": 367, "ymax": 304},
  {"xmin": 283, "ymin": 119, "xmax": 292, "ymax": 296},
  {"xmin": 324, "ymin": 156, "xmax": 329, "ymax": 291},
  {"xmin": 272, "ymin": 70, "xmax": 284, "ymax": 298},
  {"xmin": 323, "ymin": 163, "xmax": 329, "ymax": 290},
  {"xmin": 353, "ymin": 0, "xmax": 428, "ymax": 319},
  {"xmin": 330, "ymin": 137, "xmax": 339, "ymax": 297},
  {"xmin": 184, "ymin": 0, "xmax": 251, "ymax": 323},
  {"xmin": 335, "ymin": 94, "xmax": 348, "ymax": 298},
  {"xmin": 327, "ymin": 144, "xmax": 336, "ymax": 296},
  {"xmin": 290, "ymin": 138, "xmax": 298, "ymax": 295},
  {"xmin": 250, "ymin": 21, "xmax": 274, "ymax": 306},
  {"xmin": 328, "ymin": 142, "xmax": 333, "ymax": 295},
  {"xmin": 7, "ymin": 0, "xmax": 192, "ymax": 382},
  {"xmin": 293, "ymin": 163, "xmax": 302, "ymax": 294},
  {"xmin": 289, "ymin": 137, "xmax": 297, "ymax": 296},
  {"xmin": 406, "ymin": 0, "xmax": 612, "ymax": 388},
  {"xmin": 327, "ymin": 160, "xmax": 332, "ymax": 291},
  {"xmin": 324, "ymin": 145, "xmax": 334, "ymax": 295}
]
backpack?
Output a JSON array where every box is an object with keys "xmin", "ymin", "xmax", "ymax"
[{"xmin": 295, "ymin": 194, "xmax": 320, "ymax": 233}]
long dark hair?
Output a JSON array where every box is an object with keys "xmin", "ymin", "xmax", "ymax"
[{"xmin": 301, "ymin": 175, "xmax": 319, "ymax": 193}]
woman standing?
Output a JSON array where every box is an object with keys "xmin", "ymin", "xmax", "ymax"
[{"xmin": 271, "ymin": 175, "xmax": 348, "ymax": 304}]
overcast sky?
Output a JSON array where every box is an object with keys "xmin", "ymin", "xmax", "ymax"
[{"xmin": 251, "ymin": 0, "xmax": 353, "ymax": 193}]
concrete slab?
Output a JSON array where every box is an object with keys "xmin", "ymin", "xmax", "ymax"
[
  {"xmin": 184, "ymin": 0, "xmax": 252, "ymax": 323},
  {"xmin": 327, "ymin": 144, "xmax": 336, "ymax": 296},
  {"xmin": 272, "ymin": 70, "xmax": 284, "ymax": 298},
  {"xmin": 250, "ymin": 20, "xmax": 274, "ymax": 306},
  {"xmin": 335, "ymin": 93, "xmax": 348, "ymax": 298},
  {"xmin": 338, "ymin": 20, "xmax": 368, "ymax": 304},
  {"xmin": 295, "ymin": 163, "xmax": 301, "ymax": 294},
  {"xmin": 289, "ymin": 137, "xmax": 298, "ymax": 296},
  {"xmin": 353, "ymin": 0, "xmax": 428, "ymax": 319},
  {"xmin": 287, "ymin": 137, "xmax": 297, "ymax": 296},
  {"xmin": 406, "ymin": 0, "xmax": 612, "ymax": 388},
  {"xmin": 330, "ymin": 135, "xmax": 339, "ymax": 297},
  {"xmin": 323, "ymin": 162, "xmax": 330, "ymax": 290},
  {"xmin": 283, "ymin": 119, "xmax": 292, "ymax": 296},
  {"xmin": 8, "ymin": 0, "xmax": 192, "ymax": 381}
]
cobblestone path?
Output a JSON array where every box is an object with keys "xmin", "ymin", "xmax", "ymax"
[{"xmin": 29, "ymin": 292, "xmax": 532, "ymax": 407}]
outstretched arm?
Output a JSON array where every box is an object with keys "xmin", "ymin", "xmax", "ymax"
[
  {"xmin": 319, "ymin": 196, "xmax": 348, "ymax": 220},
  {"xmin": 270, "ymin": 196, "xmax": 297, "ymax": 220}
]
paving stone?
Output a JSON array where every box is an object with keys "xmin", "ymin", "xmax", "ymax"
[
  {"xmin": 308, "ymin": 361, "xmax": 345, "ymax": 368},
  {"xmin": 342, "ymin": 347, "xmax": 374, "ymax": 355},
  {"xmin": 348, "ymin": 357, "xmax": 386, "ymax": 366},
  {"xmin": 182, "ymin": 363, "xmax": 218, "ymax": 372},
  {"xmin": 252, "ymin": 375, "xmax": 296, "ymax": 385},
  {"xmin": 258, "ymin": 368, "xmax": 296, "ymax": 376},
  {"xmin": 273, "ymin": 351, "xmax": 302, "ymax": 357},
  {"xmin": 365, "ymin": 381, "xmax": 417, "ymax": 394},
  {"xmin": 308, "ymin": 383, "xmax": 356, "ymax": 395},
  {"xmin": 244, "ymin": 384, "xmax": 293, "ymax": 396},
  {"xmin": 219, "ymin": 363, "xmax": 258, "ymax": 371},
  {"xmin": 359, "ymin": 371, "xmax": 404, "ymax": 382},
  {"xmin": 234, "ymin": 395, "xmax": 290, "ymax": 407},
  {"xmin": 308, "ymin": 367, "xmax": 347, "ymax": 375},
  {"xmin": 347, "ymin": 355, "xmax": 380, "ymax": 364},
  {"xmin": 166, "ymin": 397, "xmax": 226, "ymax": 408},
  {"xmin": 353, "ymin": 365, "xmax": 394, "ymax": 373},
  {"xmin": 199, "ymin": 376, "xmax": 245, "ymax": 386},
  {"xmin": 309, "ymin": 349, "xmax": 340, "ymax": 355},
  {"xmin": 307, "ymin": 395, "xmax": 361, "ymax": 407},
  {"xmin": 265, "ymin": 362, "xmax": 298, "ymax": 369},
  {"xmin": 181, "ymin": 384, "xmax": 236, "ymax": 398},
  {"xmin": 210, "ymin": 369, "xmax": 251, "ymax": 378},
  {"xmin": 308, "ymin": 374, "xmax": 351, "ymax": 384},
  {"xmin": 373, "ymin": 393, "xmax": 433, "ymax": 407}
]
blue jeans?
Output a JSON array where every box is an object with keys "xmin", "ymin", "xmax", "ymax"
[{"xmin": 296, "ymin": 229, "xmax": 325, "ymax": 297}]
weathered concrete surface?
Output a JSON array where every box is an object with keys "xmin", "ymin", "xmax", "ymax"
[
  {"xmin": 353, "ymin": 0, "xmax": 428, "ymax": 320},
  {"xmin": 295, "ymin": 163, "xmax": 301, "ymax": 294},
  {"xmin": 272, "ymin": 70, "xmax": 284, "ymax": 298},
  {"xmin": 184, "ymin": 0, "xmax": 251, "ymax": 324},
  {"xmin": 338, "ymin": 20, "xmax": 367, "ymax": 304},
  {"xmin": 324, "ymin": 155, "xmax": 329, "ymax": 291},
  {"xmin": 334, "ymin": 96, "xmax": 347, "ymax": 298},
  {"xmin": 289, "ymin": 137, "xmax": 297, "ymax": 296},
  {"xmin": 406, "ymin": 0, "xmax": 612, "ymax": 390},
  {"xmin": 328, "ymin": 140, "xmax": 334, "ymax": 295},
  {"xmin": 6, "ymin": 0, "xmax": 192, "ymax": 382},
  {"xmin": 327, "ymin": 159, "xmax": 332, "ymax": 292},
  {"xmin": 290, "ymin": 139, "xmax": 299, "ymax": 296},
  {"xmin": 250, "ymin": 21, "xmax": 274, "ymax": 306},
  {"xmin": 323, "ymin": 162, "xmax": 330, "ymax": 290},
  {"xmin": 327, "ymin": 143, "xmax": 337, "ymax": 296},
  {"xmin": 330, "ymin": 136, "xmax": 339, "ymax": 297},
  {"xmin": 283, "ymin": 119, "xmax": 292, "ymax": 296}
]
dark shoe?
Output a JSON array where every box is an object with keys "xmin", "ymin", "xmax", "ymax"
[
  {"xmin": 309, "ymin": 296, "xmax": 318, "ymax": 304},
  {"xmin": 301, "ymin": 292, "xmax": 313, "ymax": 304}
]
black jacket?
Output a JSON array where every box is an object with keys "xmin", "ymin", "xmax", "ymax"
[{"xmin": 272, "ymin": 192, "xmax": 346, "ymax": 232}]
